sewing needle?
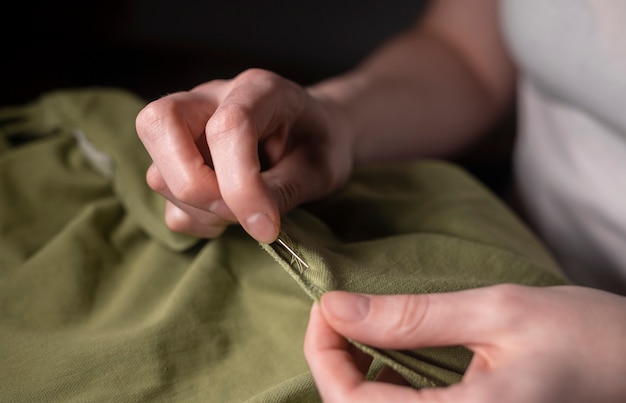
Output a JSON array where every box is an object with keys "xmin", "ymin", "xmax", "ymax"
[{"xmin": 275, "ymin": 237, "xmax": 309, "ymax": 269}]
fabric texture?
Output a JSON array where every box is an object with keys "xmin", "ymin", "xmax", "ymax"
[{"xmin": 0, "ymin": 88, "xmax": 567, "ymax": 402}]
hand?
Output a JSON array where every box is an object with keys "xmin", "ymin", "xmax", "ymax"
[
  {"xmin": 304, "ymin": 284, "xmax": 626, "ymax": 402},
  {"xmin": 135, "ymin": 68, "xmax": 354, "ymax": 243}
]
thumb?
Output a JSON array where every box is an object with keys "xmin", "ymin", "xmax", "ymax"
[{"xmin": 319, "ymin": 289, "xmax": 498, "ymax": 350}]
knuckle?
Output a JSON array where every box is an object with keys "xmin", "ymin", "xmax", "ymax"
[
  {"xmin": 482, "ymin": 283, "xmax": 529, "ymax": 327},
  {"xmin": 135, "ymin": 97, "xmax": 179, "ymax": 139},
  {"xmin": 388, "ymin": 294, "xmax": 430, "ymax": 339},
  {"xmin": 235, "ymin": 68, "xmax": 295, "ymax": 101},
  {"xmin": 236, "ymin": 68, "xmax": 280, "ymax": 85},
  {"xmin": 169, "ymin": 178, "xmax": 203, "ymax": 206},
  {"xmin": 206, "ymin": 102, "xmax": 252, "ymax": 141},
  {"xmin": 191, "ymin": 79, "xmax": 227, "ymax": 93},
  {"xmin": 485, "ymin": 283, "xmax": 526, "ymax": 308}
]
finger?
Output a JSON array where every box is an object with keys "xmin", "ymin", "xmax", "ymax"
[
  {"xmin": 260, "ymin": 97, "xmax": 353, "ymax": 214},
  {"xmin": 136, "ymin": 91, "xmax": 222, "ymax": 209},
  {"xmin": 147, "ymin": 163, "xmax": 235, "ymax": 237},
  {"xmin": 305, "ymin": 304, "xmax": 443, "ymax": 402},
  {"xmin": 318, "ymin": 287, "xmax": 520, "ymax": 350},
  {"xmin": 205, "ymin": 69, "xmax": 305, "ymax": 243},
  {"xmin": 261, "ymin": 144, "xmax": 344, "ymax": 216},
  {"xmin": 163, "ymin": 202, "xmax": 228, "ymax": 239},
  {"xmin": 147, "ymin": 163, "xmax": 237, "ymax": 221},
  {"xmin": 304, "ymin": 302, "xmax": 365, "ymax": 402}
]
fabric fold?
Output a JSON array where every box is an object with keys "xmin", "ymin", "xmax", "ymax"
[
  {"xmin": 261, "ymin": 161, "xmax": 567, "ymax": 389},
  {"xmin": 0, "ymin": 88, "xmax": 197, "ymax": 251},
  {"xmin": 1, "ymin": 88, "xmax": 568, "ymax": 402}
]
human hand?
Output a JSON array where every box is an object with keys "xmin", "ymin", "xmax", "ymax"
[
  {"xmin": 304, "ymin": 285, "xmax": 626, "ymax": 402},
  {"xmin": 135, "ymin": 68, "xmax": 354, "ymax": 243}
]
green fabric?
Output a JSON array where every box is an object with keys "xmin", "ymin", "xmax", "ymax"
[{"xmin": 0, "ymin": 88, "xmax": 568, "ymax": 402}]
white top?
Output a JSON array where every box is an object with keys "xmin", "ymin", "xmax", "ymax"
[{"xmin": 500, "ymin": 0, "xmax": 626, "ymax": 294}]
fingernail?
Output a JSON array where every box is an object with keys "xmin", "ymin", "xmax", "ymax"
[
  {"xmin": 323, "ymin": 292, "xmax": 370, "ymax": 322},
  {"xmin": 246, "ymin": 212, "xmax": 279, "ymax": 243}
]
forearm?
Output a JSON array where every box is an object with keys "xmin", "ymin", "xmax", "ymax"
[{"xmin": 308, "ymin": 0, "xmax": 516, "ymax": 164}]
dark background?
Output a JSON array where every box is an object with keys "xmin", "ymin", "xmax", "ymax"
[
  {"xmin": 2, "ymin": 0, "xmax": 513, "ymax": 193},
  {"xmin": 2, "ymin": 0, "xmax": 426, "ymax": 104}
]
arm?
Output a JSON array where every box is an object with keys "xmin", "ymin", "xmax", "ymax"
[
  {"xmin": 135, "ymin": 0, "xmax": 515, "ymax": 243},
  {"xmin": 311, "ymin": 0, "xmax": 516, "ymax": 162}
]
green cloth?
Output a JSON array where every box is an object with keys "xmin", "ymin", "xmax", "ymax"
[{"xmin": 0, "ymin": 88, "xmax": 567, "ymax": 402}]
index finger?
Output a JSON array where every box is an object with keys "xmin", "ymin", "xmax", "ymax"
[
  {"xmin": 305, "ymin": 303, "xmax": 463, "ymax": 402},
  {"xmin": 136, "ymin": 90, "xmax": 221, "ymax": 207},
  {"xmin": 205, "ymin": 69, "xmax": 305, "ymax": 243}
]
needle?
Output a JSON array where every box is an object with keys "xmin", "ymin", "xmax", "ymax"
[{"xmin": 275, "ymin": 237, "xmax": 309, "ymax": 269}]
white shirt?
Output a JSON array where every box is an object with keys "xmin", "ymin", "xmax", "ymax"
[{"xmin": 500, "ymin": 0, "xmax": 626, "ymax": 294}]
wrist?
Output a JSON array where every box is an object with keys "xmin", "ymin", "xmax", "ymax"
[{"xmin": 306, "ymin": 73, "xmax": 367, "ymax": 164}]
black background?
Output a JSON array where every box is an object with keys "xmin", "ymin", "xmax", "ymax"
[
  {"xmin": 2, "ymin": 0, "xmax": 513, "ymax": 194},
  {"xmin": 3, "ymin": 0, "xmax": 426, "ymax": 104}
]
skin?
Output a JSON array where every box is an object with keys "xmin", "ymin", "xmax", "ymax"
[
  {"xmin": 135, "ymin": 0, "xmax": 514, "ymax": 243},
  {"xmin": 136, "ymin": 71, "xmax": 354, "ymax": 242},
  {"xmin": 304, "ymin": 286, "xmax": 626, "ymax": 403},
  {"xmin": 135, "ymin": 0, "xmax": 626, "ymax": 400}
]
